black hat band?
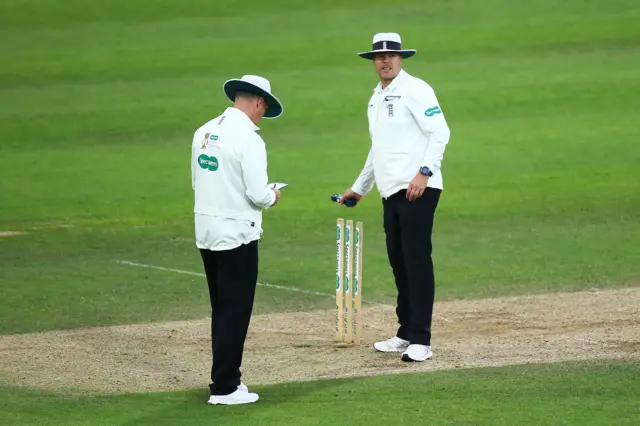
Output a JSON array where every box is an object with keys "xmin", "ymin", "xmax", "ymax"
[{"xmin": 372, "ymin": 40, "xmax": 402, "ymax": 51}]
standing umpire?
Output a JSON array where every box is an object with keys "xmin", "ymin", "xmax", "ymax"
[
  {"xmin": 191, "ymin": 75, "xmax": 283, "ymax": 405},
  {"xmin": 339, "ymin": 33, "xmax": 451, "ymax": 362}
]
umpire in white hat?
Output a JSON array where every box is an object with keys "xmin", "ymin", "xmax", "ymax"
[
  {"xmin": 339, "ymin": 32, "xmax": 451, "ymax": 362},
  {"xmin": 191, "ymin": 75, "xmax": 283, "ymax": 405}
]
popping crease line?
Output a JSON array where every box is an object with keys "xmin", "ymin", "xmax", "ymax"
[
  {"xmin": 113, "ymin": 260, "xmax": 452, "ymax": 322},
  {"xmin": 114, "ymin": 260, "xmax": 330, "ymax": 298}
]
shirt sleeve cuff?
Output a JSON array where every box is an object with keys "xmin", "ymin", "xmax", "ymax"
[
  {"xmin": 351, "ymin": 182, "xmax": 365, "ymax": 196},
  {"xmin": 265, "ymin": 189, "xmax": 276, "ymax": 209}
]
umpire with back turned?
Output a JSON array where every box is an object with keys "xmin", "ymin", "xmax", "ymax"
[
  {"xmin": 339, "ymin": 32, "xmax": 451, "ymax": 362},
  {"xmin": 191, "ymin": 74, "xmax": 283, "ymax": 405}
]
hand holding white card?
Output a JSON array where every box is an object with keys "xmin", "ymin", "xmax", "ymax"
[{"xmin": 269, "ymin": 182, "xmax": 288, "ymax": 190}]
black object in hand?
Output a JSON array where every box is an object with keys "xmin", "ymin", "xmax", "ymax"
[{"xmin": 331, "ymin": 194, "xmax": 358, "ymax": 207}]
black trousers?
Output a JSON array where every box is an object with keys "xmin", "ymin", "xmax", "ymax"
[
  {"xmin": 382, "ymin": 188, "xmax": 441, "ymax": 346},
  {"xmin": 199, "ymin": 240, "xmax": 258, "ymax": 396}
]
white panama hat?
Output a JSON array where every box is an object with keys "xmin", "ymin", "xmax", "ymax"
[
  {"xmin": 357, "ymin": 32, "xmax": 417, "ymax": 60},
  {"xmin": 222, "ymin": 75, "xmax": 283, "ymax": 119}
]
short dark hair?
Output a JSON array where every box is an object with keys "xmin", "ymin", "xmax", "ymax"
[{"xmin": 234, "ymin": 91, "xmax": 260, "ymax": 101}]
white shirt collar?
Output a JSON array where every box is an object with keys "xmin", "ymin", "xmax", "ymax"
[{"xmin": 225, "ymin": 107, "xmax": 260, "ymax": 131}]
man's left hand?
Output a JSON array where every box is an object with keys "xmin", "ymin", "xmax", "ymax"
[{"xmin": 406, "ymin": 173, "xmax": 429, "ymax": 201}]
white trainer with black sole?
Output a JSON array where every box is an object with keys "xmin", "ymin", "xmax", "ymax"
[
  {"xmin": 373, "ymin": 336, "xmax": 410, "ymax": 353},
  {"xmin": 207, "ymin": 389, "xmax": 259, "ymax": 405},
  {"xmin": 401, "ymin": 344, "xmax": 433, "ymax": 362}
]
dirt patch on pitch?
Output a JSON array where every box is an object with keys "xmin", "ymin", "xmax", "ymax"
[{"xmin": 0, "ymin": 287, "xmax": 638, "ymax": 394}]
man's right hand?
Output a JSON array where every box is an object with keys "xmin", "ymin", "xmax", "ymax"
[
  {"xmin": 339, "ymin": 189, "xmax": 362, "ymax": 205},
  {"xmin": 271, "ymin": 189, "xmax": 281, "ymax": 206}
]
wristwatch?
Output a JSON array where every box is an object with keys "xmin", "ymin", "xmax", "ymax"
[{"xmin": 419, "ymin": 166, "xmax": 433, "ymax": 177}]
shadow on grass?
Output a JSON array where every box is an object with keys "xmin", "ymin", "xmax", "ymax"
[{"xmin": 107, "ymin": 377, "xmax": 351, "ymax": 425}]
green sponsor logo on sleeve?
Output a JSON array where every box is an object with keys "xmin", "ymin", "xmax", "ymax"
[{"xmin": 425, "ymin": 106, "xmax": 442, "ymax": 117}]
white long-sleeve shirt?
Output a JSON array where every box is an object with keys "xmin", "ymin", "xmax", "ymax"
[
  {"xmin": 352, "ymin": 69, "xmax": 451, "ymax": 198},
  {"xmin": 191, "ymin": 107, "xmax": 276, "ymax": 251}
]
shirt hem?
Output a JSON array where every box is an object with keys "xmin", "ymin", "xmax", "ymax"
[
  {"xmin": 196, "ymin": 236, "xmax": 260, "ymax": 252},
  {"xmin": 379, "ymin": 181, "xmax": 443, "ymax": 199}
]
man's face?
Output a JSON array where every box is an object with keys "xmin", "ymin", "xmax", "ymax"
[{"xmin": 373, "ymin": 52, "xmax": 402, "ymax": 81}]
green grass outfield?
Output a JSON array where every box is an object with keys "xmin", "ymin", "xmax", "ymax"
[
  {"xmin": 1, "ymin": 0, "xmax": 639, "ymax": 424},
  {"xmin": 2, "ymin": 362, "xmax": 639, "ymax": 426}
]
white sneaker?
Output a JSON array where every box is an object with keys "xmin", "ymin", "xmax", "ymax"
[
  {"xmin": 207, "ymin": 389, "xmax": 259, "ymax": 405},
  {"xmin": 401, "ymin": 344, "xmax": 433, "ymax": 362},
  {"xmin": 238, "ymin": 382, "xmax": 248, "ymax": 392},
  {"xmin": 373, "ymin": 336, "xmax": 410, "ymax": 353}
]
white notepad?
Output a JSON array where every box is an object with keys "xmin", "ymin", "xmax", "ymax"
[{"xmin": 269, "ymin": 182, "xmax": 289, "ymax": 190}]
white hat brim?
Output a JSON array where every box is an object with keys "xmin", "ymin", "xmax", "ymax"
[
  {"xmin": 357, "ymin": 49, "xmax": 416, "ymax": 60},
  {"xmin": 223, "ymin": 79, "xmax": 283, "ymax": 119}
]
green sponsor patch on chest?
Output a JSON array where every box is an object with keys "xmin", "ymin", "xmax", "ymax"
[{"xmin": 198, "ymin": 154, "xmax": 219, "ymax": 171}]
